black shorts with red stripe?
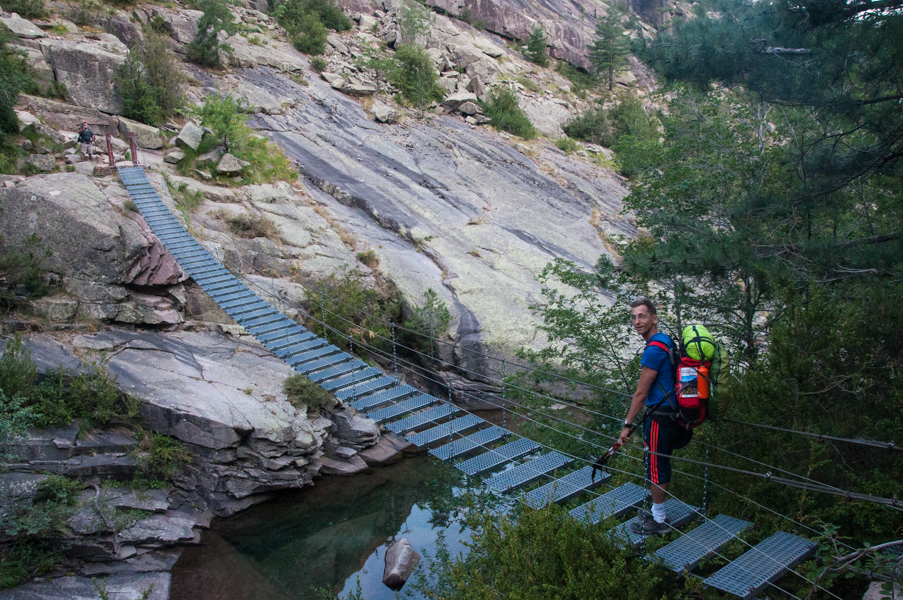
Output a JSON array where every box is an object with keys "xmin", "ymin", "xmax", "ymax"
[{"xmin": 644, "ymin": 416, "xmax": 679, "ymax": 485}]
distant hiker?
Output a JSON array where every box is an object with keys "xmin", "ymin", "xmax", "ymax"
[
  {"xmin": 77, "ymin": 122, "xmax": 95, "ymax": 160},
  {"xmin": 618, "ymin": 298, "xmax": 679, "ymax": 535}
]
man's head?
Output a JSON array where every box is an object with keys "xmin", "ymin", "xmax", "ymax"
[
  {"xmin": 629, "ymin": 297, "xmax": 658, "ymax": 340},
  {"xmin": 81, "ymin": 122, "xmax": 87, "ymax": 128}
]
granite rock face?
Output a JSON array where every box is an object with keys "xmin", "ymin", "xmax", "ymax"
[
  {"xmin": 238, "ymin": 66, "xmax": 632, "ymax": 407},
  {"xmin": 42, "ymin": 40, "xmax": 126, "ymax": 114},
  {"xmin": 0, "ymin": 572, "xmax": 171, "ymax": 600}
]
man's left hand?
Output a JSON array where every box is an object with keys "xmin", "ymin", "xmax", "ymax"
[{"xmin": 618, "ymin": 426, "xmax": 631, "ymax": 446}]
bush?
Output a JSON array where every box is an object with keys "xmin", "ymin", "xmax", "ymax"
[
  {"xmin": 555, "ymin": 61, "xmax": 596, "ymax": 97},
  {"xmin": 310, "ymin": 56, "xmax": 328, "ymax": 73},
  {"xmin": 562, "ymin": 104, "xmax": 613, "ymax": 145},
  {"xmin": 480, "ymin": 87, "xmax": 536, "ymax": 139},
  {"xmin": 116, "ymin": 52, "xmax": 163, "ymax": 126},
  {"xmin": 183, "ymin": 94, "xmax": 295, "ymax": 184},
  {"xmin": 2, "ymin": 0, "xmax": 45, "ymax": 18},
  {"xmin": 388, "ymin": 44, "xmax": 445, "ymax": 111},
  {"xmin": 291, "ymin": 12, "xmax": 328, "ymax": 55},
  {"xmin": 0, "ymin": 234, "xmax": 52, "ymax": 311},
  {"xmin": 137, "ymin": 433, "xmax": 192, "ymax": 480},
  {"xmin": 0, "ymin": 26, "xmax": 34, "ymax": 146},
  {"xmin": 222, "ymin": 212, "xmax": 280, "ymax": 240},
  {"xmin": 304, "ymin": 269, "xmax": 401, "ymax": 352},
  {"xmin": 187, "ymin": 0, "xmax": 237, "ymax": 68},
  {"xmin": 356, "ymin": 249, "xmax": 379, "ymax": 268},
  {"xmin": 563, "ymin": 95, "xmax": 656, "ymax": 148},
  {"xmin": 276, "ymin": 0, "xmax": 350, "ymax": 55},
  {"xmin": 555, "ymin": 137, "xmax": 580, "ymax": 154},
  {"xmin": 284, "ymin": 374, "xmax": 337, "ymax": 413},
  {"xmin": 401, "ymin": 288, "xmax": 451, "ymax": 359}
]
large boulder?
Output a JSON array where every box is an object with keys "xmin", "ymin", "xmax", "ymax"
[
  {"xmin": 215, "ymin": 153, "xmax": 250, "ymax": 175},
  {"xmin": 519, "ymin": 95, "xmax": 573, "ymax": 139},
  {"xmin": 175, "ymin": 122, "xmax": 204, "ymax": 151},
  {"xmin": 0, "ymin": 14, "xmax": 46, "ymax": 39},
  {"xmin": 118, "ymin": 116, "xmax": 164, "ymax": 150},
  {"xmin": 17, "ymin": 95, "xmax": 117, "ymax": 136},
  {"xmin": 0, "ymin": 173, "xmax": 184, "ymax": 286},
  {"xmin": 383, "ymin": 538, "xmax": 421, "ymax": 591},
  {"xmin": 41, "ymin": 40, "xmax": 126, "ymax": 114},
  {"xmin": 160, "ymin": 9, "xmax": 203, "ymax": 45},
  {"xmin": 371, "ymin": 100, "xmax": 399, "ymax": 124}
]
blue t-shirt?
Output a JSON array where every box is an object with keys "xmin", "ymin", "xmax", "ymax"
[{"xmin": 641, "ymin": 332, "xmax": 676, "ymax": 408}]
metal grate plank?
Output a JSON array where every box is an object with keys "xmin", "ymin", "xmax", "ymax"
[
  {"xmin": 455, "ymin": 438, "xmax": 540, "ymax": 477},
  {"xmin": 569, "ymin": 483, "xmax": 650, "ymax": 525},
  {"xmin": 386, "ymin": 404, "xmax": 460, "ymax": 434},
  {"xmin": 485, "ymin": 452, "xmax": 573, "ymax": 494},
  {"xmin": 248, "ymin": 318, "xmax": 297, "ymax": 336},
  {"xmin": 612, "ymin": 499, "xmax": 700, "ymax": 548},
  {"xmin": 295, "ymin": 352, "xmax": 353, "ymax": 375},
  {"xmin": 321, "ymin": 367, "xmax": 382, "ymax": 392},
  {"xmin": 243, "ymin": 314, "xmax": 286, "ymax": 329},
  {"xmin": 335, "ymin": 376, "xmax": 396, "ymax": 401},
  {"xmin": 703, "ymin": 532, "xmax": 816, "ymax": 600},
  {"xmin": 652, "ymin": 514, "xmax": 752, "ymax": 573},
  {"xmin": 521, "ymin": 466, "xmax": 610, "ymax": 509},
  {"xmin": 264, "ymin": 332, "xmax": 318, "ymax": 352},
  {"xmin": 307, "ymin": 360, "xmax": 368, "ymax": 384},
  {"xmin": 232, "ymin": 307, "xmax": 279, "ymax": 322},
  {"xmin": 429, "ymin": 426, "xmax": 508, "ymax": 461},
  {"xmin": 406, "ymin": 415, "xmax": 484, "ymax": 448},
  {"xmin": 256, "ymin": 325, "xmax": 307, "ymax": 344},
  {"xmin": 274, "ymin": 338, "xmax": 327, "ymax": 359},
  {"xmin": 368, "ymin": 394, "xmax": 438, "ymax": 424},
  {"xmin": 286, "ymin": 344, "xmax": 340, "ymax": 366},
  {"xmin": 350, "ymin": 385, "xmax": 418, "ymax": 412}
]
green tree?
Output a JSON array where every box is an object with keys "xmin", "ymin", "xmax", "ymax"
[
  {"xmin": 402, "ymin": 288, "xmax": 451, "ymax": 360},
  {"xmin": 0, "ymin": 25, "xmax": 33, "ymax": 146},
  {"xmin": 275, "ymin": 0, "xmax": 349, "ymax": 55},
  {"xmin": 397, "ymin": 0, "xmax": 432, "ymax": 45},
  {"xmin": 194, "ymin": 93, "xmax": 248, "ymax": 153},
  {"xmin": 187, "ymin": 0, "xmax": 237, "ymax": 68},
  {"xmin": 588, "ymin": 4, "xmax": 630, "ymax": 91},
  {"xmin": 525, "ymin": 26, "xmax": 548, "ymax": 67}
]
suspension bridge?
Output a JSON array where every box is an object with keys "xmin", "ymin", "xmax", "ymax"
[{"xmin": 119, "ymin": 163, "xmax": 835, "ymax": 600}]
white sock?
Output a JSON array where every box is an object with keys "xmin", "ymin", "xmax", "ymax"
[{"xmin": 651, "ymin": 502, "xmax": 667, "ymax": 524}]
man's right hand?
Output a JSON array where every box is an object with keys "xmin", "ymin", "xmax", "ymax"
[{"xmin": 618, "ymin": 426, "xmax": 631, "ymax": 446}]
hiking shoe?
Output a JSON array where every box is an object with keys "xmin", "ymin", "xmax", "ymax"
[{"xmin": 630, "ymin": 515, "xmax": 671, "ymax": 536}]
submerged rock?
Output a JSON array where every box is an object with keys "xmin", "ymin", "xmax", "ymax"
[{"xmin": 383, "ymin": 538, "xmax": 421, "ymax": 591}]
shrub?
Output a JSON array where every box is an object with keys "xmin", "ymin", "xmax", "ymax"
[
  {"xmin": 277, "ymin": 0, "xmax": 350, "ymax": 55},
  {"xmin": 401, "ymin": 288, "xmax": 451, "ymax": 359},
  {"xmin": 303, "ymin": 269, "xmax": 401, "ymax": 352},
  {"xmin": 222, "ymin": 212, "xmax": 280, "ymax": 239},
  {"xmin": 555, "ymin": 61, "xmax": 596, "ymax": 96},
  {"xmin": 480, "ymin": 87, "xmax": 536, "ymax": 139},
  {"xmin": 356, "ymin": 249, "xmax": 379, "ymax": 268},
  {"xmin": 310, "ymin": 56, "xmax": 328, "ymax": 73},
  {"xmin": 388, "ymin": 44, "xmax": 445, "ymax": 111},
  {"xmin": 185, "ymin": 94, "xmax": 296, "ymax": 184},
  {"xmin": 397, "ymin": 0, "xmax": 432, "ymax": 45},
  {"xmin": 0, "ymin": 26, "xmax": 34, "ymax": 146},
  {"xmin": 555, "ymin": 136, "xmax": 580, "ymax": 154},
  {"xmin": 0, "ymin": 234, "xmax": 53, "ymax": 312},
  {"xmin": 563, "ymin": 95, "xmax": 656, "ymax": 148},
  {"xmin": 2, "ymin": 0, "xmax": 45, "ymax": 18},
  {"xmin": 291, "ymin": 12, "xmax": 328, "ymax": 55},
  {"xmin": 525, "ymin": 26, "xmax": 548, "ymax": 67},
  {"xmin": 284, "ymin": 374, "xmax": 337, "ymax": 413},
  {"xmin": 116, "ymin": 52, "xmax": 163, "ymax": 126},
  {"xmin": 138, "ymin": 433, "xmax": 192, "ymax": 479},
  {"xmin": 187, "ymin": 0, "xmax": 237, "ymax": 68}
]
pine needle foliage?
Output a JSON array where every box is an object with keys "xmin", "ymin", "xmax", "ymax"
[
  {"xmin": 525, "ymin": 26, "xmax": 549, "ymax": 67},
  {"xmin": 588, "ymin": 4, "xmax": 631, "ymax": 91},
  {"xmin": 187, "ymin": 0, "xmax": 237, "ymax": 68}
]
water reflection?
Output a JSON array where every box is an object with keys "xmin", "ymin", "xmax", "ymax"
[{"xmin": 170, "ymin": 456, "xmax": 471, "ymax": 600}]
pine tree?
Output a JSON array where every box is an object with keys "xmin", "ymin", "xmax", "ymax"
[
  {"xmin": 525, "ymin": 26, "xmax": 549, "ymax": 67},
  {"xmin": 588, "ymin": 5, "xmax": 630, "ymax": 91}
]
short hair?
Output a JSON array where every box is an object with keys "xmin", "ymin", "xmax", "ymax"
[{"xmin": 629, "ymin": 297, "xmax": 657, "ymax": 316}]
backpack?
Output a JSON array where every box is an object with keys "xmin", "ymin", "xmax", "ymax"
[{"xmin": 647, "ymin": 324, "xmax": 729, "ymax": 430}]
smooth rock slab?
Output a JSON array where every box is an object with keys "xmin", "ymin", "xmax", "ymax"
[
  {"xmin": 42, "ymin": 40, "xmax": 126, "ymax": 115},
  {"xmin": 383, "ymin": 538, "xmax": 421, "ymax": 591},
  {"xmin": 116, "ymin": 514, "xmax": 196, "ymax": 545},
  {"xmin": 0, "ymin": 572, "xmax": 170, "ymax": 600},
  {"xmin": 318, "ymin": 454, "xmax": 368, "ymax": 476},
  {"xmin": 0, "ymin": 14, "xmax": 46, "ymax": 38}
]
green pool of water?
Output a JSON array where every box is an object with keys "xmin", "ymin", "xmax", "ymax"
[{"xmin": 170, "ymin": 456, "xmax": 471, "ymax": 600}]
